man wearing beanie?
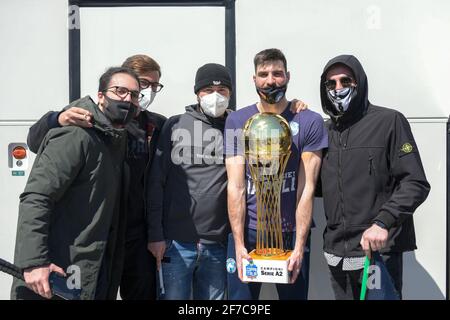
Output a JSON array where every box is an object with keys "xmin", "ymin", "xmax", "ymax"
[{"xmin": 146, "ymin": 63, "xmax": 233, "ymax": 300}]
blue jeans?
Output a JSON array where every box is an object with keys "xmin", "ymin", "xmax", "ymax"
[
  {"xmin": 159, "ymin": 240, "xmax": 227, "ymax": 300},
  {"xmin": 227, "ymin": 230, "xmax": 310, "ymax": 300}
]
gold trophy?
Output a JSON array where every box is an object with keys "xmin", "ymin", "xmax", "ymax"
[{"xmin": 242, "ymin": 112, "xmax": 292, "ymax": 283}]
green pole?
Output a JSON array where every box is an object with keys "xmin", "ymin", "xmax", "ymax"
[{"xmin": 360, "ymin": 256, "xmax": 371, "ymax": 300}]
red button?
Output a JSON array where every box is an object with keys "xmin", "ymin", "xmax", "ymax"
[{"xmin": 12, "ymin": 146, "xmax": 27, "ymax": 159}]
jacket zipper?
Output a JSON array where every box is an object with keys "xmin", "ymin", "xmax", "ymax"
[
  {"xmin": 143, "ymin": 133, "xmax": 152, "ymax": 219},
  {"xmin": 369, "ymin": 155, "xmax": 374, "ymax": 175},
  {"xmin": 337, "ymin": 129, "xmax": 348, "ymax": 256}
]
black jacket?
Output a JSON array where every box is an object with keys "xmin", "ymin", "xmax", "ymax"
[
  {"xmin": 319, "ymin": 55, "xmax": 430, "ymax": 256},
  {"xmin": 26, "ymin": 107, "xmax": 166, "ymax": 240},
  {"xmin": 146, "ymin": 105, "xmax": 230, "ymax": 244}
]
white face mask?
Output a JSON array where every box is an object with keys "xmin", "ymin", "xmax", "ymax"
[
  {"xmin": 199, "ymin": 92, "xmax": 229, "ymax": 118},
  {"xmin": 139, "ymin": 88, "xmax": 157, "ymax": 110}
]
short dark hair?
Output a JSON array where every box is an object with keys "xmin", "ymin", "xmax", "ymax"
[
  {"xmin": 253, "ymin": 48, "xmax": 287, "ymax": 71},
  {"xmin": 98, "ymin": 67, "xmax": 140, "ymax": 93}
]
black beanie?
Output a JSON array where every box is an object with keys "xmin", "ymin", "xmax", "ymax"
[{"xmin": 194, "ymin": 63, "xmax": 232, "ymax": 94}]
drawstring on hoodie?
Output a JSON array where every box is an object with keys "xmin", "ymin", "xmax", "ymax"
[{"xmin": 344, "ymin": 126, "xmax": 351, "ymax": 148}]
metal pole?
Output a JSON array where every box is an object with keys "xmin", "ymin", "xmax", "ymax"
[
  {"xmin": 68, "ymin": 2, "xmax": 81, "ymax": 102},
  {"xmin": 225, "ymin": 0, "xmax": 236, "ymax": 110},
  {"xmin": 447, "ymin": 115, "xmax": 450, "ymax": 300}
]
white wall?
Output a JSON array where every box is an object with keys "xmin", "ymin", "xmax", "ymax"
[
  {"xmin": 0, "ymin": 0, "xmax": 67, "ymax": 299},
  {"xmin": 79, "ymin": 6, "xmax": 226, "ymax": 117},
  {"xmin": 234, "ymin": 0, "xmax": 450, "ymax": 119},
  {"xmin": 0, "ymin": 0, "xmax": 68, "ymax": 120},
  {"xmin": 402, "ymin": 120, "xmax": 447, "ymax": 299},
  {"xmin": 0, "ymin": 124, "xmax": 36, "ymax": 299}
]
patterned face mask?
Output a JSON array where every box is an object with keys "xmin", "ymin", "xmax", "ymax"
[
  {"xmin": 327, "ymin": 86, "xmax": 357, "ymax": 114},
  {"xmin": 256, "ymin": 84, "xmax": 287, "ymax": 104}
]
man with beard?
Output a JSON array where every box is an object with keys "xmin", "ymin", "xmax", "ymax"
[{"xmin": 225, "ymin": 48, "xmax": 328, "ymax": 300}]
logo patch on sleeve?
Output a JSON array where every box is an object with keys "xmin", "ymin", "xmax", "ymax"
[
  {"xmin": 289, "ymin": 121, "xmax": 299, "ymax": 136},
  {"xmin": 400, "ymin": 143, "xmax": 413, "ymax": 153}
]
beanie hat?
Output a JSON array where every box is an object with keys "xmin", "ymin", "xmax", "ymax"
[{"xmin": 194, "ymin": 63, "xmax": 232, "ymax": 94}]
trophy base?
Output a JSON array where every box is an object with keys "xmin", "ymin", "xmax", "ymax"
[{"xmin": 242, "ymin": 249, "xmax": 292, "ymax": 284}]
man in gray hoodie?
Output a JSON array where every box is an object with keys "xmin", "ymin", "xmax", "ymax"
[{"xmin": 146, "ymin": 63, "xmax": 233, "ymax": 300}]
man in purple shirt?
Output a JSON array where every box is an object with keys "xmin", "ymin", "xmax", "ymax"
[{"xmin": 224, "ymin": 48, "xmax": 328, "ymax": 300}]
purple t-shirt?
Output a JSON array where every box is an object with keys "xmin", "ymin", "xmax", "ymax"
[{"xmin": 224, "ymin": 103, "xmax": 328, "ymax": 232}]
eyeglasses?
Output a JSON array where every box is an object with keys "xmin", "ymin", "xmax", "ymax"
[
  {"xmin": 105, "ymin": 86, "xmax": 144, "ymax": 101},
  {"xmin": 139, "ymin": 78, "xmax": 164, "ymax": 92},
  {"xmin": 324, "ymin": 76, "xmax": 355, "ymax": 91}
]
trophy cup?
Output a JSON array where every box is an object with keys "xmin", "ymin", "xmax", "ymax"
[{"xmin": 242, "ymin": 112, "xmax": 292, "ymax": 283}]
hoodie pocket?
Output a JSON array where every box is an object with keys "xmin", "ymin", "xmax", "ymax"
[
  {"xmin": 368, "ymin": 153, "xmax": 375, "ymax": 176},
  {"xmin": 367, "ymin": 149, "xmax": 387, "ymax": 194}
]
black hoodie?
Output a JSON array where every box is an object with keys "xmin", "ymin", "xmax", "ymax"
[
  {"xmin": 319, "ymin": 55, "xmax": 430, "ymax": 257},
  {"xmin": 146, "ymin": 104, "xmax": 230, "ymax": 244}
]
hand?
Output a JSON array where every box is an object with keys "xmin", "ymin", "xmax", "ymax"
[
  {"xmin": 23, "ymin": 263, "xmax": 66, "ymax": 299},
  {"xmin": 287, "ymin": 249, "xmax": 303, "ymax": 284},
  {"xmin": 147, "ymin": 241, "xmax": 166, "ymax": 271},
  {"xmin": 58, "ymin": 107, "xmax": 93, "ymax": 127},
  {"xmin": 360, "ymin": 224, "xmax": 388, "ymax": 256},
  {"xmin": 235, "ymin": 244, "xmax": 251, "ymax": 282},
  {"xmin": 290, "ymin": 99, "xmax": 309, "ymax": 114}
]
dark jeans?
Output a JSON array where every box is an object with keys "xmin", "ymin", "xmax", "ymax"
[
  {"xmin": 119, "ymin": 236, "xmax": 157, "ymax": 300},
  {"xmin": 227, "ymin": 229, "xmax": 310, "ymax": 300},
  {"xmin": 328, "ymin": 252, "xmax": 403, "ymax": 300}
]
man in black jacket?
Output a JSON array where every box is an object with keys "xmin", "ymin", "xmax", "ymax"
[
  {"xmin": 26, "ymin": 55, "xmax": 166, "ymax": 300},
  {"xmin": 319, "ymin": 55, "xmax": 430, "ymax": 300}
]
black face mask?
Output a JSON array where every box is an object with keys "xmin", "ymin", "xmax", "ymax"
[
  {"xmin": 256, "ymin": 84, "xmax": 287, "ymax": 104},
  {"xmin": 103, "ymin": 96, "xmax": 138, "ymax": 126}
]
